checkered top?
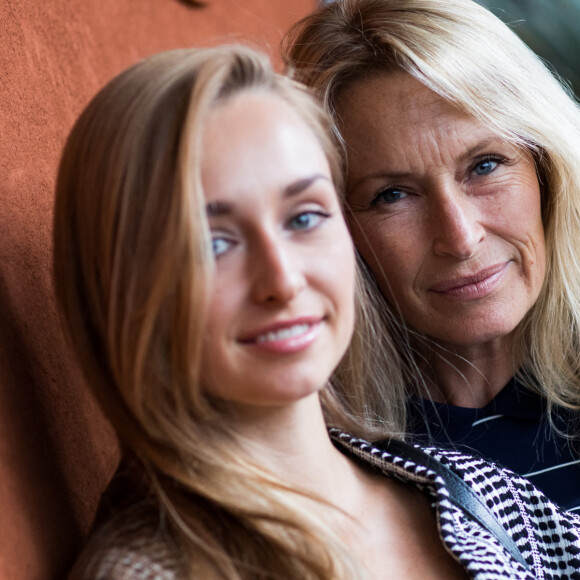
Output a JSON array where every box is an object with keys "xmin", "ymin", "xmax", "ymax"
[{"xmin": 332, "ymin": 429, "xmax": 580, "ymax": 579}]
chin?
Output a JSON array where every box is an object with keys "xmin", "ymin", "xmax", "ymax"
[
  {"xmin": 427, "ymin": 325, "xmax": 519, "ymax": 350},
  {"xmin": 415, "ymin": 312, "xmax": 521, "ymax": 348}
]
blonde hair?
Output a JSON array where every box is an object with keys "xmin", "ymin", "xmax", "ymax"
[
  {"xmin": 54, "ymin": 45, "xmax": 403, "ymax": 579},
  {"xmin": 283, "ymin": 0, "xmax": 580, "ymax": 414}
]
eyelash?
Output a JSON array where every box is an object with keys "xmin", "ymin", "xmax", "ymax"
[
  {"xmin": 369, "ymin": 187, "xmax": 407, "ymax": 208},
  {"xmin": 212, "ymin": 236, "xmax": 235, "ymax": 258},
  {"xmin": 211, "ymin": 210, "xmax": 332, "ymax": 259},
  {"xmin": 288, "ymin": 209, "xmax": 332, "ymax": 231},
  {"xmin": 470, "ymin": 154, "xmax": 507, "ymax": 177},
  {"xmin": 367, "ymin": 154, "xmax": 509, "ymax": 208}
]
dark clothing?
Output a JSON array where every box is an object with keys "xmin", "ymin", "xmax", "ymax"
[{"xmin": 408, "ymin": 377, "xmax": 580, "ymax": 511}]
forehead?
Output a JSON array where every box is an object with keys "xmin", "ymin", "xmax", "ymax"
[
  {"xmin": 201, "ymin": 91, "xmax": 331, "ymax": 204},
  {"xmin": 337, "ymin": 70, "xmax": 477, "ymax": 138},
  {"xmin": 340, "ymin": 71, "xmax": 443, "ymax": 114},
  {"xmin": 335, "ymin": 71, "xmax": 502, "ymax": 172}
]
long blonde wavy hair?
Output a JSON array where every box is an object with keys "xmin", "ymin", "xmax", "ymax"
[
  {"xmin": 54, "ymin": 45, "xmax": 405, "ymax": 579},
  {"xmin": 283, "ymin": 0, "xmax": 580, "ymax": 415}
]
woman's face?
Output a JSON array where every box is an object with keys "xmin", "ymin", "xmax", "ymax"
[
  {"xmin": 199, "ymin": 91, "xmax": 356, "ymax": 410},
  {"xmin": 337, "ymin": 72, "xmax": 546, "ymax": 349}
]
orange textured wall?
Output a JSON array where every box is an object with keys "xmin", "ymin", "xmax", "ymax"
[{"xmin": 0, "ymin": 0, "xmax": 314, "ymax": 577}]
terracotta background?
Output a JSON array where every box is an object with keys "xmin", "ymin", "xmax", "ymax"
[{"xmin": 0, "ymin": 0, "xmax": 314, "ymax": 577}]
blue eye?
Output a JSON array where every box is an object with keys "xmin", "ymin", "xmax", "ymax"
[
  {"xmin": 371, "ymin": 187, "xmax": 407, "ymax": 207},
  {"xmin": 212, "ymin": 237, "xmax": 233, "ymax": 257},
  {"xmin": 474, "ymin": 158, "xmax": 499, "ymax": 176},
  {"xmin": 288, "ymin": 211, "xmax": 329, "ymax": 231}
]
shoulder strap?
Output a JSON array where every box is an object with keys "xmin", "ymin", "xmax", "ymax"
[{"xmin": 381, "ymin": 439, "xmax": 529, "ymax": 569}]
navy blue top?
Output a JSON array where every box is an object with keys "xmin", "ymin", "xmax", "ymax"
[{"xmin": 408, "ymin": 378, "xmax": 580, "ymax": 512}]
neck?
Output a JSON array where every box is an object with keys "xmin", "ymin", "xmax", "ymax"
[
  {"xmin": 420, "ymin": 336, "xmax": 517, "ymax": 408},
  {"xmin": 227, "ymin": 394, "xmax": 360, "ymax": 500}
]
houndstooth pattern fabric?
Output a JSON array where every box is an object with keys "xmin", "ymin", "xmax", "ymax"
[{"xmin": 331, "ymin": 429, "xmax": 580, "ymax": 580}]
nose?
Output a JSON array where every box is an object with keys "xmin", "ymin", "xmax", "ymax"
[
  {"xmin": 430, "ymin": 185, "xmax": 485, "ymax": 259},
  {"xmin": 250, "ymin": 234, "xmax": 305, "ymax": 305}
]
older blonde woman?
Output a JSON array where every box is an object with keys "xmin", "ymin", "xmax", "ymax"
[{"xmin": 284, "ymin": 0, "xmax": 580, "ymax": 511}]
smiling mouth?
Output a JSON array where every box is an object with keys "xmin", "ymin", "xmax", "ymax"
[
  {"xmin": 256, "ymin": 323, "xmax": 311, "ymax": 344},
  {"xmin": 429, "ymin": 263, "xmax": 509, "ymax": 298},
  {"xmin": 239, "ymin": 318, "xmax": 322, "ymax": 353}
]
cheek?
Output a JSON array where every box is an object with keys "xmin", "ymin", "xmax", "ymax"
[
  {"xmin": 527, "ymin": 218, "xmax": 547, "ymax": 290},
  {"xmin": 499, "ymin": 180, "xmax": 546, "ymax": 281},
  {"xmin": 199, "ymin": 283, "xmax": 238, "ymax": 369},
  {"xmin": 204, "ymin": 288, "xmax": 229, "ymax": 337},
  {"xmin": 513, "ymin": 167, "xmax": 545, "ymax": 242},
  {"xmin": 322, "ymin": 232, "xmax": 357, "ymax": 336},
  {"xmin": 335, "ymin": 260, "xmax": 357, "ymax": 355},
  {"xmin": 348, "ymin": 214, "xmax": 418, "ymax": 292},
  {"xmin": 331, "ymin": 238, "xmax": 357, "ymax": 299},
  {"xmin": 342, "ymin": 251, "xmax": 357, "ymax": 325}
]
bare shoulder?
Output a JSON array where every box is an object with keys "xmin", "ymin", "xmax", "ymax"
[{"xmin": 68, "ymin": 507, "xmax": 188, "ymax": 580}]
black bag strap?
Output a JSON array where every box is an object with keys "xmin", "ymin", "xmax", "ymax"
[{"xmin": 381, "ymin": 439, "xmax": 529, "ymax": 569}]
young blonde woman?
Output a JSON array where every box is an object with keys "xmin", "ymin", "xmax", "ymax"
[
  {"xmin": 284, "ymin": 0, "xmax": 580, "ymax": 512},
  {"xmin": 55, "ymin": 45, "xmax": 580, "ymax": 579}
]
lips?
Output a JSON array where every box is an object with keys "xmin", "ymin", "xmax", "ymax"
[
  {"xmin": 429, "ymin": 263, "xmax": 509, "ymax": 295},
  {"xmin": 255, "ymin": 323, "xmax": 311, "ymax": 344},
  {"xmin": 238, "ymin": 317, "xmax": 322, "ymax": 346}
]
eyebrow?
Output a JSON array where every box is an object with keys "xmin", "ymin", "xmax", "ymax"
[
  {"xmin": 458, "ymin": 138, "xmax": 497, "ymax": 163},
  {"xmin": 206, "ymin": 201, "xmax": 231, "ymax": 217},
  {"xmin": 349, "ymin": 137, "xmax": 501, "ymax": 193},
  {"xmin": 206, "ymin": 174, "xmax": 329, "ymax": 217},
  {"xmin": 285, "ymin": 174, "xmax": 328, "ymax": 197}
]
